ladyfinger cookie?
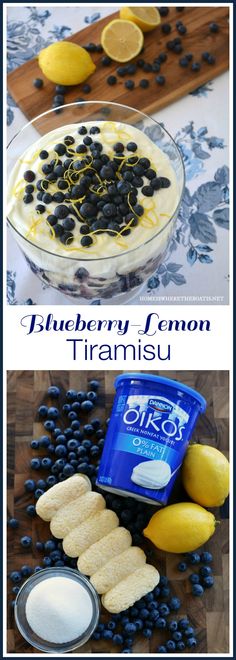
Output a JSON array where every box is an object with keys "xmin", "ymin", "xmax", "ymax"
[
  {"xmin": 50, "ymin": 491, "xmax": 106, "ymax": 538},
  {"xmin": 36, "ymin": 475, "xmax": 91, "ymax": 521},
  {"xmin": 77, "ymin": 527, "xmax": 132, "ymax": 576},
  {"xmin": 101, "ymin": 564, "xmax": 160, "ymax": 613},
  {"xmin": 63, "ymin": 509, "xmax": 119, "ymax": 558},
  {"xmin": 90, "ymin": 546, "xmax": 146, "ymax": 594}
]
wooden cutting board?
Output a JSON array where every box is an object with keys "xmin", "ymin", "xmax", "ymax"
[
  {"xmin": 7, "ymin": 370, "xmax": 229, "ymax": 654},
  {"xmin": 8, "ymin": 7, "xmax": 229, "ymax": 134}
]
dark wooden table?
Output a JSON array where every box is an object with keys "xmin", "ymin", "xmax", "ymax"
[{"xmin": 7, "ymin": 370, "xmax": 229, "ymax": 654}]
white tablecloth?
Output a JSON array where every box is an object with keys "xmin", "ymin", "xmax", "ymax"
[{"xmin": 7, "ymin": 6, "xmax": 229, "ymax": 305}]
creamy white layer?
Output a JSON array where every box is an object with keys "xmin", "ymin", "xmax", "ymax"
[{"xmin": 7, "ymin": 121, "xmax": 179, "ymax": 261}]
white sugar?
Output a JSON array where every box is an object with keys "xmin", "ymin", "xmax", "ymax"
[{"xmin": 25, "ymin": 576, "xmax": 93, "ymax": 644}]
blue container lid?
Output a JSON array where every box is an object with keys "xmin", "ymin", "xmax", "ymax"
[{"xmin": 115, "ymin": 373, "xmax": 206, "ymax": 413}]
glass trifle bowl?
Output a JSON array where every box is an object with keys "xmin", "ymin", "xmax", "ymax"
[{"xmin": 7, "ymin": 101, "xmax": 185, "ymax": 303}]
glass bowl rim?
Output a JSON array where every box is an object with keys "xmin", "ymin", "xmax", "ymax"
[
  {"xmin": 7, "ymin": 100, "xmax": 185, "ymax": 263},
  {"xmin": 14, "ymin": 566, "xmax": 100, "ymax": 653}
]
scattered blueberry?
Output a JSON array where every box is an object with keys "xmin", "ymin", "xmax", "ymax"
[
  {"xmin": 33, "ymin": 78, "xmax": 43, "ymax": 89},
  {"xmin": 20, "ymin": 535, "xmax": 32, "ymax": 549},
  {"xmin": 8, "ymin": 518, "xmax": 19, "ymax": 529},
  {"xmin": 209, "ymin": 22, "xmax": 219, "ymax": 32},
  {"xmin": 192, "ymin": 584, "xmax": 204, "ymax": 596}
]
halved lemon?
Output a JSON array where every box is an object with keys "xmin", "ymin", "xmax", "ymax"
[
  {"xmin": 101, "ymin": 19, "xmax": 144, "ymax": 63},
  {"xmin": 120, "ymin": 7, "xmax": 161, "ymax": 32}
]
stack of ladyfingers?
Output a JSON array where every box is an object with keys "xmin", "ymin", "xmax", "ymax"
[{"xmin": 36, "ymin": 474, "xmax": 159, "ymax": 613}]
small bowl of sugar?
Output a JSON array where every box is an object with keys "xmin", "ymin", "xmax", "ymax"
[{"xmin": 14, "ymin": 566, "xmax": 100, "ymax": 653}]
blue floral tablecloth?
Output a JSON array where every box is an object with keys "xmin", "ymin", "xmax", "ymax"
[{"xmin": 7, "ymin": 6, "xmax": 229, "ymax": 305}]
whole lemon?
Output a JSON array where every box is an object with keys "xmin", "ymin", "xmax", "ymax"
[
  {"xmin": 38, "ymin": 41, "xmax": 96, "ymax": 85},
  {"xmin": 143, "ymin": 502, "xmax": 215, "ymax": 553},
  {"xmin": 182, "ymin": 443, "xmax": 229, "ymax": 507}
]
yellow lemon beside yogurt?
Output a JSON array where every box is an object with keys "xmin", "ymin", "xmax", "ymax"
[
  {"xmin": 182, "ymin": 444, "xmax": 230, "ymax": 507},
  {"xmin": 143, "ymin": 502, "xmax": 216, "ymax": 553}
]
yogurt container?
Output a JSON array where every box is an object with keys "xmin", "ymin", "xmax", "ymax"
[{"xmin": 96, "ymin": 373, "xmax": 206, "ymax": 505}]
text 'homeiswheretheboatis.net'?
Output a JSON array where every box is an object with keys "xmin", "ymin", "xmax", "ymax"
[{"xmin": 19, "ymin": 312, "xmax": 211, "ymax": 363}]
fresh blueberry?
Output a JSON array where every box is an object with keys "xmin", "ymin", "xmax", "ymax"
[
  {"xmin": 39, "ymin": 435, "xmax": 50, "ymax": 448},
  {"xmin": 192, "ymin": 584, "xmax": 204, "ymax": 596},
  {"xmin": 55, "ymin": 434, "xmax": 66, "ymax": 445},
  {"xmin": 191, "ymin": 62, "xmax": 201, "ymax": 72},
  {"xmin": 189, "ymin": 573, "xmax": 200, "ymax": 584},
  {"xmin": 177, "ymin": 24, "xmax": 187, "ymax": 34},
  {"xmin": 82, "ymin": 83, "xmax": 91, "ymax": 94},
  {"xmin": 38, "ymin": 405, "xmax": 48, "ymax": 417},
  {"xmin": 125, "ymin": 80, "xmax": 135, "ymax": 90},
  {"xmin": 101, "ymin": 55, "xmax": 112, "ymax": 66},
  {"xmin": 200, "ymin": 551, "xmax": 213, "ymax": 564},
  {"xmin": 207, "ymin": 54, "xmax": 216, "ymax": 64},
  {"xmin": 43, "ymin": 556, "xmax": 52, "ymax": 567},
  {"xmin": 179, "ymin": 56, "xmax": 189, "ymax": 67},
  {"xmin": 47, "ymin": 407, "xmax": 59, "ymax": 419},
  {"xmin": 10, "ymin": 571, "xmax": 21, "ymax": 583},
  {"xmin": 166, "ymin": 640, "xmax": 176, "ymax": 651},
  {"xmin": 139, "ymin": 607, "xmax": 149, "ymax": 619},
  {"xmin": 178, "ymin": 561, "xmax": 187, "ymax": 571},
  {"xmin": 159, "ymin": 604, "xmax": 170, "ymax": 617},
  {"xmin": 178, "ymin": 618, "xmax": 189, "ymax": 630},
  {"xmin": 203, "ymin": 576, "xmax": 214, "ymax": 588},
  {"xmin": 92, "ymin": 631, "xmax": 101, "ymax": 640},
  {"xmin": 30, "ymin": 458, "xmax": 41, "ymax": 470},
  {"xmin": 8, "ymin": 518, "xmax": 19, "ymax": 529},
  {"xmin": 177, "ymin": 641, "xmax": 186, "ymax": 650},
  {"xmin": 159, "ymin": 6, "xmax": 169, "ymax": 16},
  {"xmin": 160, "ymin": 587, "xmax": 170, "ymax": 598},
  {"xmin": 186, "ymin": 637, "xmax": 197, "ymax": 648},
  {"xmin": 31, "ymin": 440, "xmax": 39, "ymax": 450},
  {"xmin": 188, "ymin": 552, "xmax": 201, "ymax": 565},
  {"xmin": 168, "ymin": 620, "xmax": 178, "ymax": 632},
  {"xmin": 184, "ymin": 626, "xmax": 195, "ymax": 637},
  {"xmin": 44, "ymin": 420, "xmax": 55, "ymax": 431},
  {"xmin": 200, "ymin": 566, "xmax": 212, "ymax": 577},
  {"xmin": 26, "ymin": 504, "xmax": 36, "ymax": 517},
  {"xmin": 209, "ymin": 22, "xmax": 219, "ymax": 32},
  {"xmin": 157, "ymin": 645, "xmax": 167, "ymax": 652},
  {"xmin": 63, "ymin": 464, "xmax": 75, "ymax": 477},
  {"xmin": 34, "ymin": 488, "xmax": 44, "ymax": 499},
  {"xmin": 173, "ymin": 630, "xmax": 182, "ymax": 641},
  {"xmin": 156, "ymin": 75, "xmax": 166, "ymax": 85},
  {"xmin": 162, "ymin": 23, "xmax": 171, "ymax": 34},
  {"xmin": 41, "ymin": 457, "xmax": 52, "ymax": 470},
  {"xmin": 168, "ymin": 597, "xmax": 181, "ymax": 611},
  {"xmin": 124, "ymin": 623, "xmax": 136, "ymax": 634},
  {"xmin": 44, "ymin": 539, "xmax": 56, "ymax": 553},
  {"xmin": 12, "ymin": 586, "xmax": 20, "ymax": 595},
  {"xmin": 33, "ymin": 78, "xmax": 43, "ymax": 89},
  {"xmin": 34, "ymin": 566, "xmax": 42, "ymax": 572},
  {"xmin": 21, "ymin": 565, "xmax": 32, "ymax": 577},
  {"xmin": 113, "ymin": 633, "xmax": 124, "ymax": 645},
  {"xmin": 107, "ymin": 75, "xmax": 117, "ymax": 85},
  {"xmin": 155, "ymin": 617, "xmax": 167, "ymax": 629},
  {"xmin": 143, "ymin": 63, "xmax": 152, "ymax": 72},
  {"xmin": 87, "ymin": 391, "xmax": 97, "ymax": 402},
  {"xmin": 35, "ymin": 541, "xmax": 44, "ymax": 552},
  {"xmin": 20, "ymin": 535, "xmax": 32, "ymax": 548},
  {"xmin": 50, "ymin": 550, "xmax": 61, "ymax": 561},
  {"xmin": 142, "ymin": 185, "xmax": 154, "ymax": 197},
  {"xmin": 81, "ymin": 400, "xmax": 94, "ymax": 412},
  {"xmin": 102, "ymin": 629, "xmax": 113, "ymax": 640}
]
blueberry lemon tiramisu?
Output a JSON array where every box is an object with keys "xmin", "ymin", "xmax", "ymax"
[{"xmin": 7, "ymin": 121, "xmax": 180, "ymax": 300}]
